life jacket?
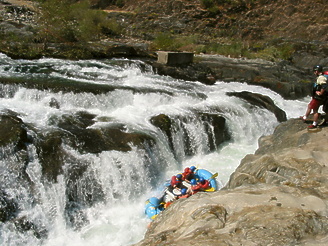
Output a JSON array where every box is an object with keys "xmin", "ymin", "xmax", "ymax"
[
  {"xmin": 170, "ymin": 175, "xmax": 182, "ymax": 187},
  {"xmin": 312, "ymin": 75, "xmax": 327, "ymax": 101},
  {"xmin": 324, "ymin": 71, "xmax": 328, "ymax": 80},
  {"xmin": 191, "ymin": 180, "xmax": 210, "ymax": 192},
  {"xmin": 199, "ymin": 180, "xmax": 210, "ymax": 190},
  {"xmin": 164, "ymin": 201, "xmax": 172, "ymax": 208},
  {"xmin": 182, "ymin": 168, "xmax": 195, "ymax": 181}
]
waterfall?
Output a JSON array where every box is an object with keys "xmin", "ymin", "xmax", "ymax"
[{"xmin": 0, "ymin": 53, "xmax": 308, "ymax": 245}]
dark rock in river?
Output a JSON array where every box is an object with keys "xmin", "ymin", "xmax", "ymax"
[
  {"xmin": 36, "ymin": 130, "xmax": 65, "ymax": 182},
  {"xmin": 47, "ymin": 111, "xmax": 156, "ymax": 154},
  {"xmin": 150, "ymin": 112, "xmax": 231, "ymax": 158},
  {"xmin": 13, "ymin": 216, "xmax": 48, "ymax": 239},
  {"xmin": 199, "ymin": 113, "xmax": 231, "ymax": 150},
  {"xmin": 227, "ymin": 91, "xmax": 287, "ymax": 122},
  {"xmin": 0, "ymin": 110, "xmax": 30, "ymax": 150},
  {"xmin": 0, "ymin": 189, "xmax": 18, "ymax": 223}
]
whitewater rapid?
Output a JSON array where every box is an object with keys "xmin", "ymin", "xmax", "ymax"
[{"xmin": 0, "ymin": 53, "xmax": 309, "ymax": 246}]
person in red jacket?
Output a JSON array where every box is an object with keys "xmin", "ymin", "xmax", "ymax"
[
  {"xmin": 191, "ymin": 177, "xmax": 210, "ymax": 194},
  {"xmin": 181, "ymin": 167, "xmax": 192, "ymax": 182},
  {"xmin": 182, "ymin": 166, "xmax": 197, "ymax": 182},
  {"xmin": 170, "ymin": 174, "xmax": 183, "ymax": 188}
]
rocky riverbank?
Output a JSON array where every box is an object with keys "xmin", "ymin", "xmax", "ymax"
[{"xmin": 135, "ymin": 118, "xmax": 328, "ymax": 246}]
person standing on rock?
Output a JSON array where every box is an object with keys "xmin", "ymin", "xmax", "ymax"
[{"xmin": 300, "ymin": 65, "xmax": 327, "ymax": 129}]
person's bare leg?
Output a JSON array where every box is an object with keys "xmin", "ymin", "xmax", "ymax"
[
  {"xmin": 302, "ymin": 105, "xmax": 312, "ymax": 120},
  {"xmin": 313, "ymin": 111, "xmax": 320, "ymax": 124}
]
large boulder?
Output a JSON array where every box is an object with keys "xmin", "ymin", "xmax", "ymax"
[
  {"xmin": 0, "ymin": 111, "xmax": 30, "ymax": 150},
  {"xmin": 36, "ymin": 130, "xmax": 65, "ymax": 182},
  {"xmin": 150, "ymin": 112, "xmax": 230, "ymax": 157},
  {"xmin": 226, "ymin": 91, "xmax": 287, "ymax": 122},
  {"xmin": 48, "ymin": 111, "xmax": 156, "ymax": 153},
  {"xmin": 36, "ymin": 111, "xmax": 157, "ymax": 182},
  {"xmin": 136, "ymin": 185, "xmax": 328, "ymax": 246},
  {"xmin": 226, "ymin": 118, "xmax": 328, "ymax": 196}
]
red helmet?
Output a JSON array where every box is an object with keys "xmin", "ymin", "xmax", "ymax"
[{"xmin": 184, "ymin": 167, "xmax": 191, "ymax": 173}]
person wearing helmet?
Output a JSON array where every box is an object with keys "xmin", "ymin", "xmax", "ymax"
[
  {"xmin": 188, "ymin": 178, "xmax": 198, "ymax": 194},
  {"xmin": 182, "ymin": 167, "xmax": 191, "ymax": 180},
  {"xmin": 182, "ymin": 167, "xmax": 195, "ymax": 182},
  {"xmin": 190, "ymin": 166, "xmax": 196, "ymax": 172},
  {"xmin": 191, "ymin": 177, "xmax": 210, "ymax": 194},
  {"xmin": 175, "ymin": 188, "xmax": 190, "ymax": 199},
  {"xmin": 170, "ymin": 173, "xmax": 183, "ymax": 188},
  {"xmin": 149, "ymin": 197, "xmax": 160, "ymax": 207},
  {"xmin": 300, "ymin": 65, "xmax": 327, "ymax": 128},
  {"xmin": 145, "ymin": 197, "xmax": 164, "ymax": 220}
]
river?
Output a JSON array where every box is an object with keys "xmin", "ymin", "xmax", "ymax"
[{"xmin": 0, "ymin": 53, "xmax": 308, "ymax": 246}]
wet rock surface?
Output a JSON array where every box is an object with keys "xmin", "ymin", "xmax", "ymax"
[
  {"xmin": 150, "ymin": 113, "xmax": 231, "ymax": 157},
  {"xmin": 226, "ymin": 91, "xmax": 287, "ymax": 122},
  {"xmin": 135, "ymin": 118, "xmax": 328, "ymax": 246},
  {"xmin": 0, "ymin": 110, "xmax": 30, "ymax": 149}
]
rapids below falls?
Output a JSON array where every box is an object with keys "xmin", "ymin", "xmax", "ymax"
[{"xmin": 0, "ymin": 53, "xmax": 308, "ymax": 246}]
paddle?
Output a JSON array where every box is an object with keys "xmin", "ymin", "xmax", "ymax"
[{"xmin": 209, "ymin": 172, "xmax": 218, "ymax": 180}]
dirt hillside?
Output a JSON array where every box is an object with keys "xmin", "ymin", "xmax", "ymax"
[{"xmin": 115, "ymin": 0, "xmax": 328, "ymax": 44}]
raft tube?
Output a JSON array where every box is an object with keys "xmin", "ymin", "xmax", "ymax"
[
  {"xmin": 195, "ymin": 169, "xmax": 218, "ymax": 191},
  {"xmin": 145, "ymin": 197, "xmax": 164, "ymax": 220}
]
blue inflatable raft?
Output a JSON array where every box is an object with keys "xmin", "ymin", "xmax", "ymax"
[
  {"xmin": 194, "ymin": 168, "xmax": 218, "ymax": 192},
  {"xmin": 145, "ymin": 168, "xmax": 218, "ymax": 220},
  {"xmin": 144, "ymin": 197, "xmax": 164, "ymax": 220}
]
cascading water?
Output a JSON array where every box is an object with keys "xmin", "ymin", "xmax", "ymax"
[{"xmin": 0, "ymin": 53, "xmax": 309, "ymax": 246}]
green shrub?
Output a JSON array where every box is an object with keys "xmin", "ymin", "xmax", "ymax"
[
  {"xmin": 277, "ymin": 43, "xmax": 295, "ymax": 60},
  {"xmin": 198, "ymin": 42, "xmax": 250, "ymax": 58},
  {"xmin": 152, "ymin": 33, "xmax": 180, "ymax": 51},
  {"xmin": 201, "ymin": 0, "xmax": 216, "ymax": 9},
  {"xmin": 36, "ymin": 0, "xmax": 121, "ymax": 43},
  {"xmin": 246, "ymin": 41, "xmax": 295, "ymax": 61}
]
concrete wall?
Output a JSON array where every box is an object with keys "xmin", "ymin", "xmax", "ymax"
[{"xmin": 157, "ymin": 52, "xmax": 193, "ymax": 65}]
